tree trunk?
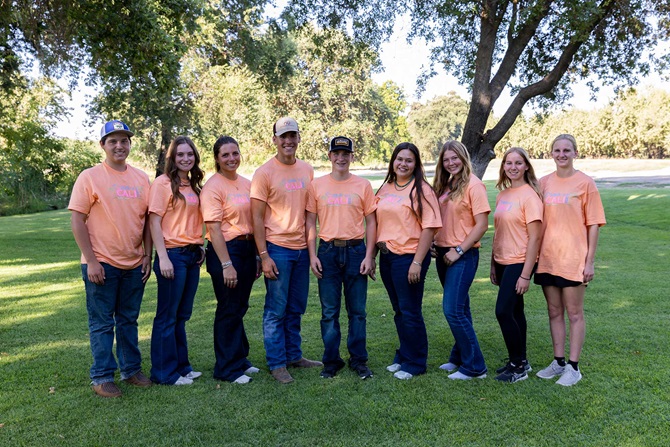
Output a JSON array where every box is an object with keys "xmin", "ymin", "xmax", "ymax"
[{"xmin": 154, "ymin": 124, "xmax": 171, "ymax": 178}]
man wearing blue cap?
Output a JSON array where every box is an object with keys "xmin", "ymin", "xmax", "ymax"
[{"xmin": 69, "ymin": 120, "xmax": 153, "ymax": 397}]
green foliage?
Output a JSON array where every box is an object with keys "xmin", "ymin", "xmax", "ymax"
[
  {"xmin": 407, "ymin": 92, "xmax": 469, "ymax": 161},
  {"xmin": 498, "ymin": 87, "xmax": 670, "ymax": 159},
  {"xmin": 2, "ymin": 185, "xmax": 670, "ymax": 445},
  {"xmin": 0, "ymin": 78, "xmax": 99, "ymax": 215}
]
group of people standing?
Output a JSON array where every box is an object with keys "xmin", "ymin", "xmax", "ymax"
[{"xmin": 69, "ymin": 117, "xmax": 605, "ymax": 398}]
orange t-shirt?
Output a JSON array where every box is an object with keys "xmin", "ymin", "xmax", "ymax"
[
  {"xmin": 376, "ymin": 180, "xmax": 442, "ymax": 255},
  {"xmin": 250, "ymin": 157, "xmax": 314, "ymax": 249},
  {"xmin": 200, "ymin": 173, "xmax": 253, "ymax": 242},
  {"xmin": 148, "ymin": 174, "xmax": 204, "ymax": 248},
  {"xmin": 537, "ymin": 171, "xmax": 607, "ymax": 282},
  {"xmin": 434, "ymin": 174, "xmax": 491, "ymax": 248},
  {"xmin": 68, "ymin": 162, "xmax": 150, "ymax": 269},
  {"xmin": 492, "ymin": 184, "xmax": 544, "ymax": 265},
  {"xmin": 306, "ymin": 174, "xmax": 376, "ymax": 241}
]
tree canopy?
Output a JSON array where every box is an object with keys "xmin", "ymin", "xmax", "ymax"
[{"xmin": 287, "ymin": 0, "xmax": 670, "ymax": 176}]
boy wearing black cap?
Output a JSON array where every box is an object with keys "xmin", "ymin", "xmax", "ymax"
[{"xmin": 306, "ymin": 136, "xmax": 377, "ymax": 379}]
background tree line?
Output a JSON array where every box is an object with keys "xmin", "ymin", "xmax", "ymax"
[{"xmin": 1, "ymin": 0, "xmax": 669, "ymax": 215}]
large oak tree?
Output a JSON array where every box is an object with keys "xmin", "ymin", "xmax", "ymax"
[{"xmin": 287, "ymin": 0, "xmax": 669, "ymax": 176}]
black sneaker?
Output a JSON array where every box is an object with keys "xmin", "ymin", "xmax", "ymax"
[
  {"xmin": 320, "ymin": 367, "xmax": 338, "ymax": 379},
  {"xmin": 495, "ymin": 359, "xmax": 532, "ymax": 374},
  {"xmin": 494, "ymin": 364, "xmax": 528, "ymax": 383},
  {"xmin": 351, "ymin": 363, "xmax": 373, "ymax": 380}
]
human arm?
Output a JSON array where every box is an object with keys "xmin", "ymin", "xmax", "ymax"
[
  {"xmin": 583, "ymin": 224, "xmax": 600, "ymax": 283},
  {"xmin": 141, "ymin": 214, "xmax": 153, "ymax": 282},
  {"xmin": 149, "ymin": 213, "xmax": 173, "ymax": 279},
  {"xmin": 306, "ymin": 211, "xmax": 322, "ymax": 279},
  {"xmin": 360, "ymin": 212, "xmax": 377, "ymax": 278},
  {"xmin": 206, "ymin": 221, "xmax": 239, "ymax": 288},
  {"xmin": 408, "ymin": 228, "xmax": 434, "ymax": 284},
  {"xmin": 251, "ymin": 198, "xmax": 278, "ymax": 280},
  {"xmin": 444, "ymin": 212, "xmax": 489, "ymax": 265},
  {"xmin": 515, "ymin": 220, "xmax": 542, "ymax": 294},
  {"xmin": 71, "ymin": 211, "xmax": 105, "ymax": 285}
]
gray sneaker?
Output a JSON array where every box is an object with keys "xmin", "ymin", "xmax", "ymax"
[
  {"xmin": 536, "ymin": 360, "xmax": 565, "ymax": 379},
  {"xmin": 556, "ymin": 365, "xmax": 582, "ymax": 386}
]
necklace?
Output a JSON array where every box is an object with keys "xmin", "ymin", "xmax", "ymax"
[{"xmin": 394, "ymin": 176, "xmax": 414, "ymax": 190}]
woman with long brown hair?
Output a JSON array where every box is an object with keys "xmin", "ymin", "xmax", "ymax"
[{"xmin": 149, "ymin": 136, "xmax": 205, "ymax": 385}]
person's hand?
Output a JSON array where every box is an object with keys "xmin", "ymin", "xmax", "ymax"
[
  {"xmin": 262, "ymin": 256, "xmax": 279, "ymax": 280},
  {"xmin": 197, "ymin": 247, "xmax": 206, "ymax": 266},
  {"xmin": 429, "ymin": 243, "xmax": 437, "ymax": 258},
  {"xmin": 583, "ymin": 260, "xmax": 595, "ymax": 283},
  {"xmin": 359, "ymin": 256, "xmax": 375, "ymax": 276},
  {"xmin": 255, "ymin": 258, "xmax": 262, "ymax": 280},
  {"xmin": 87, "ymin": 259, "xmax": 105, "ymax": 285},
  {"xmin": 310, "ymin": 257, "xmax": 323, "ymax": 279},
  {"xmin": 444, "ymin": 249, "xmax": 461, "ymax": 266},
  {"xmin": 224, "ymin": 264, "xmax": 238, "ymax": 288},
  {"xmin": 141, "ymin": 256, "xmax": 152, "ymax": 283},
  {"xmin": 490, "ymin": 265, "xmax": 498, "ymax": 286},
  {"xmin": 515, "ymin": 277, "xmax": 530, "ymax": 295},
  {"xmin": 159, "ymin": 256, "xmax": 174, "ymax": 279},
  {"xmin": 408, "ymin": 262, "xmax": 422, "ymax": 284}
]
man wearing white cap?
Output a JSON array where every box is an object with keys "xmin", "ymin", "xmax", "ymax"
[
  {"xmin": 69, "ymin": 120, "xmax": 153, "ymax": 397},
  {"xmin": 251, "ymin": 117, "xmax": 322, "ymax": 384}
]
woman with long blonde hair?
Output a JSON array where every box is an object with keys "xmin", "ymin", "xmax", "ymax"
[
  {"xmin": 490, "ymin": 147, "xmax": 543, "ymax": 383},
  {"xmin": 433, "ymin": 140, "xmax": 490, "ymax": 380}
]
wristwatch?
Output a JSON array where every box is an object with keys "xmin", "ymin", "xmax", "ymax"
[{"xmin": 455, "ymin": 246, "xmax": 464, "ymax": 256}]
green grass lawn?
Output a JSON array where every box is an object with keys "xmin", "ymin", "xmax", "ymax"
[{"xmin": 1, "ymin": 186, "xmax": 669, "ymax": 446}]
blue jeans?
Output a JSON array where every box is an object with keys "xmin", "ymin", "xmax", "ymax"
[
  {"xmin": 82, "ymin": 263, "xmax": 146, "ymax": 385},
  {"xmin": 317, "ymin": 240, "xmax": 368, "ymax": 370},
  {"xmin": 436, "ymin": 247, "xmax": 487, "ymax": 377},
  {"xmin": 379, "ymin": 252, "xmax": 430, "ymax": 375},
  {"xmin": 150, "ymin": 248, "xmax": 200, "ymax": 384},
  {"xmin": 206, "ymin": 239, "xmax": 256, "ymax": 382},
  {"xmin": 263, "ymin": 242, "xmax": 310, "ymax": 370}
]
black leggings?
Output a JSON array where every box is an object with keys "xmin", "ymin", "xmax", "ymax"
[{"xmin": 494, "ymin": 262, "xmax": 527, "ymax": 365}]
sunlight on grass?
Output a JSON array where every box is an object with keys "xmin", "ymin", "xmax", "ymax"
[
  {"xmin": 0, "ymin": 261, "xmax": 79, "ymax": 276},
  {"xmin": 612, "ymin": 299, "xmax": 633, "ymax": 309},
  {"xmin": 627, "ymin": 193, "xmax": 668, "ymax": 200}
]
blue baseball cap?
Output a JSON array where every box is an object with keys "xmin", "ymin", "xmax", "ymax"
[{"xmin": 100, "ymin": 120, "xmax": 134, "ymax": 141}]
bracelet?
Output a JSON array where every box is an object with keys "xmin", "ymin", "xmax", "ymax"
[
  {"xmin": 412, "ymin": 261, "xmax": 422, "ymax": 267},
  {"xmin": 259, "ymin": 250, "xmax": 268, "ymax": 257},
  {"xmin": 519, "ymin": 275, "xmax": 530, "ymax": 280},
  {"xmin": 221, "ymin": 261, "xmax": 232, "ymax": 269}
]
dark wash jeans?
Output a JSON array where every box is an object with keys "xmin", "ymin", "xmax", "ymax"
[
  {"xmin": 493, "ymin": 261, "xmax": 528, "ymax": 366},
  {"xmin": 206, "ymin": 239, "xmax": 256, "ymax": 382},
  {"xmin": 379, "ymin": 251, "xmax": 430, "ymax": 375},
  {"xmin": 150, "ymin": 248, "xmax": 200, "ymax": 384},
  {"xmin": 82, "ymin": 263, "xmax": 145, "ymax": 385},
  {"xmin": 317, "ymin": 240, "xmax": 368, "ymax": 370},
  {"xmin": 435, "ymin": 247, "xmax": 487, "ymax": 377}
]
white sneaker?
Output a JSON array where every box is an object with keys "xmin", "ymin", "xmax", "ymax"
[
  {"xmin": 448, "ymin": 371, "xmax": 487, "ymax": 380},
  {"xmin": 386, "ymin": 363, "xmax": 401, "ymax": 373},
  {"xmin": 185, "ymin": 371, "xmax": 202, "ymax": 380},
  {"xmin": 439, "ymin": 362, "xmax": 459, "ymax": 372},
  {"xmin": 393, "ymin": 371, "xmax": 413, "ymax": 380},
  {"xmin": 174, "ymin": 376, "xmax": 194, "ymax": 385},
  {"xmin": 233, "ymin": 374, "xmax": 252, "ymax": 384},
  {"xmin": 536, "ymin": 360, "xmax": 566, "ymax": 379},
  {"xmin": 556, "ymin": 365, "xmax": 582, "ymax": 386},
  {"xmin": 245, "ymin": 366, "xmax": 260, "ymax": 374}
]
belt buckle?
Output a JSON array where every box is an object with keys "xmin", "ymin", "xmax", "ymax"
[
  {"xmin": 333, "ymin": 239, "xmax": 347, "ymax": 247},
  {"xmin": 376, "ymin": 241, "xmax": 389, "ymax": 254}
]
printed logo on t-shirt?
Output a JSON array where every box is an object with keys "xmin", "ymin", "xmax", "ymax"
[
  {"xmin": 323, "ymin": 193, "xmax": 353, "ymax": 206},
  {"xmin": 379, "ymin": 194, "xmax": 403, "ymax": 205},
  {"xmin": 284, "ymin": 178, "xmax": 306, "ymax": 191},
  {"xmin": 227, "ymin": 193, "xmax": 251, "ymax": 206},
  {"xmin": 495, "ymin": 200, "xmax": 515, "ymax": 213},
  {"xmin": 544, "ymin": 192, "xmax": 572, "ymax": 205},
  {"xmin": 184, "ymin": 192, "xmax": 199, "ymax": 205},
  {"xmin": 112, "ymin": 184, "xmax": 144, "ymax": 200}
]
